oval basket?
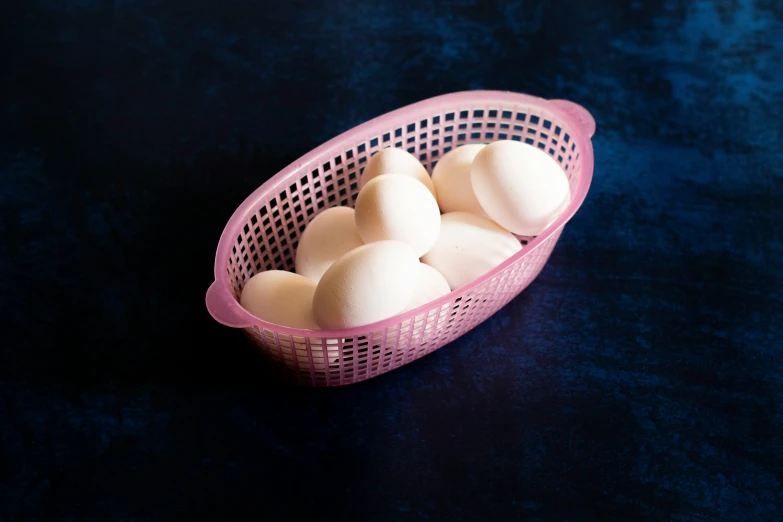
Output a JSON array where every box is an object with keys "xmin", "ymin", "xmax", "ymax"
[{"xmin": 206, "ymin": 91, "xmax": 595, "ymax": 386}]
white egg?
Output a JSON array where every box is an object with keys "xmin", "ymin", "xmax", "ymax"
[
  {"xmin": 241, "ymin": 272, "xmax": 345, "ymax": 370},
  {"xmin": 360, "ymin": 147, "xmax": 436, "ymax": 198},
  {"xmin": 313, "ymin": 240, "xmax": 419, "ymax": 329},
  {"xmin": 421, "ymin": 212, "xmax": 523, "ymax": 290},
  {"xmin": 240, "ymin": 270, "xmax": 319, "ymax": 329},
  {"xmin": 241, "ymin": 271, "xmax": 343, "ymax": 370},
  {"xmin": 432, "ymin": 144, "xmax": 491, "ymax": 219},
  {"xmin": 406, "ymin": 263, "xmax": 451, "ymax": 311},
  {"xmin": 471, "ymin": 140, "xmax": 571, "ymax": 236},
  {"xmin": 354, "ymin": 174, "xmax": 441, "ymax": 257},
  {"xmin": 295, "ymin": 206, "xmax": 363, "ymax": 283}
]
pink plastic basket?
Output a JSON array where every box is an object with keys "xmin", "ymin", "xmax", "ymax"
[{"xmin": 206, "ymin": 91, "xmax": 595, "ymax": 386}]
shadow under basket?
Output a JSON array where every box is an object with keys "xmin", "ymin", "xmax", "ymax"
[{"xmin": 206, "ymin": 91, "xmax": 596, "ymax": 386}]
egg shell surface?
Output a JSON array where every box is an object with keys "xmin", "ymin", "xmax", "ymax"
[
  {"xmin": 359, "ymin": 147, "xmax": 436, "ymax": 198},
  {"xmin": 240, "ymin": 270, "xmax": 320, "ymax": 329},
  {"xmin": 421, "ymin": 212, "xmax": 523, "ymax": 290},
  {"xmin": 471, "ymin": 140, "xmax": 571, "ymax": 236},
  {"xmin": 432, "ymin": 144, "xmax": 490, "ymax": 219},
  {"xmin": 405, "ymin": 263, "xmax": 451, "ymax": 311},
  {"xmin": 295, "ymin": 206, "xmax": 363, "ymax": 283},
  {"xmin": 354, "ymin": 174, "xmax": 441, "ymax": 258},
  {"xmin": 313, "ymin": 240, "xmax": 420, "ymax": 329}
]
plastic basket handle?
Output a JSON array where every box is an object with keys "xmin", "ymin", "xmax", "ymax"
[
  {"xmin": 550, "ymin": 99, "xmax": 596, "ymax": 138},
  {"xmin": 206, "ymin": 281, "xmax": 256, "ymax": 328}
]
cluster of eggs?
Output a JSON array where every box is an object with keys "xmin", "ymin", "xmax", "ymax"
[{"xmin": 240, "ymin": 140, "xmax": 570, "ymax": 330}]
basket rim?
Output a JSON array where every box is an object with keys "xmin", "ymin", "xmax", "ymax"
[{"xmin": 207, "ymin": 90, "xmax": 595, "ymax": 336}]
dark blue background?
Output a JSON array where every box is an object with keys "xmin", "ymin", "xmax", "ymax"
[{"xmin": 2, "ymin": 0, "xmax": 782, "ymax": 520}]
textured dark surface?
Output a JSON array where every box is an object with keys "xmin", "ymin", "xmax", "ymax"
[{"xmin": 2, "ymin": 0, "xmax": 782, "ymax": 520}]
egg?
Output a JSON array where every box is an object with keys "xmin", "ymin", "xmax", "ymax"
[
  {"xmin": 354, "ymin": 174, "xmax": 441, "ymax": 257},
  {"xmin": 295, "ymin": 206, "xmax": 363, "ymax": 283},
  {"xmin": 431, "ymin": 144, "xmax": 490, "ymax": 219},
  {"xmin": 241, "ymin": 271, "xmax": 343, "ymax": 369},
  {"xmin": 406, "ymin": 263, "xmax": 451, "ymax": 311},
  {"xmin": 313, "ymin": 240, "xmax": 419, "ymax": 329},
  {"xmin": 240, "ymin": 270, "xmax": 319, "ymax": 329},
  {"xmin": 471, "ymin": 140, "xmax": 571, "ymax": 236},
  {"xmin": 421, "ymin": 212, "xmax": 523, "ymax": 290},
  {"xmin": 360, "ymin": 147, "xmax": 436, "ymax": 198}
]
